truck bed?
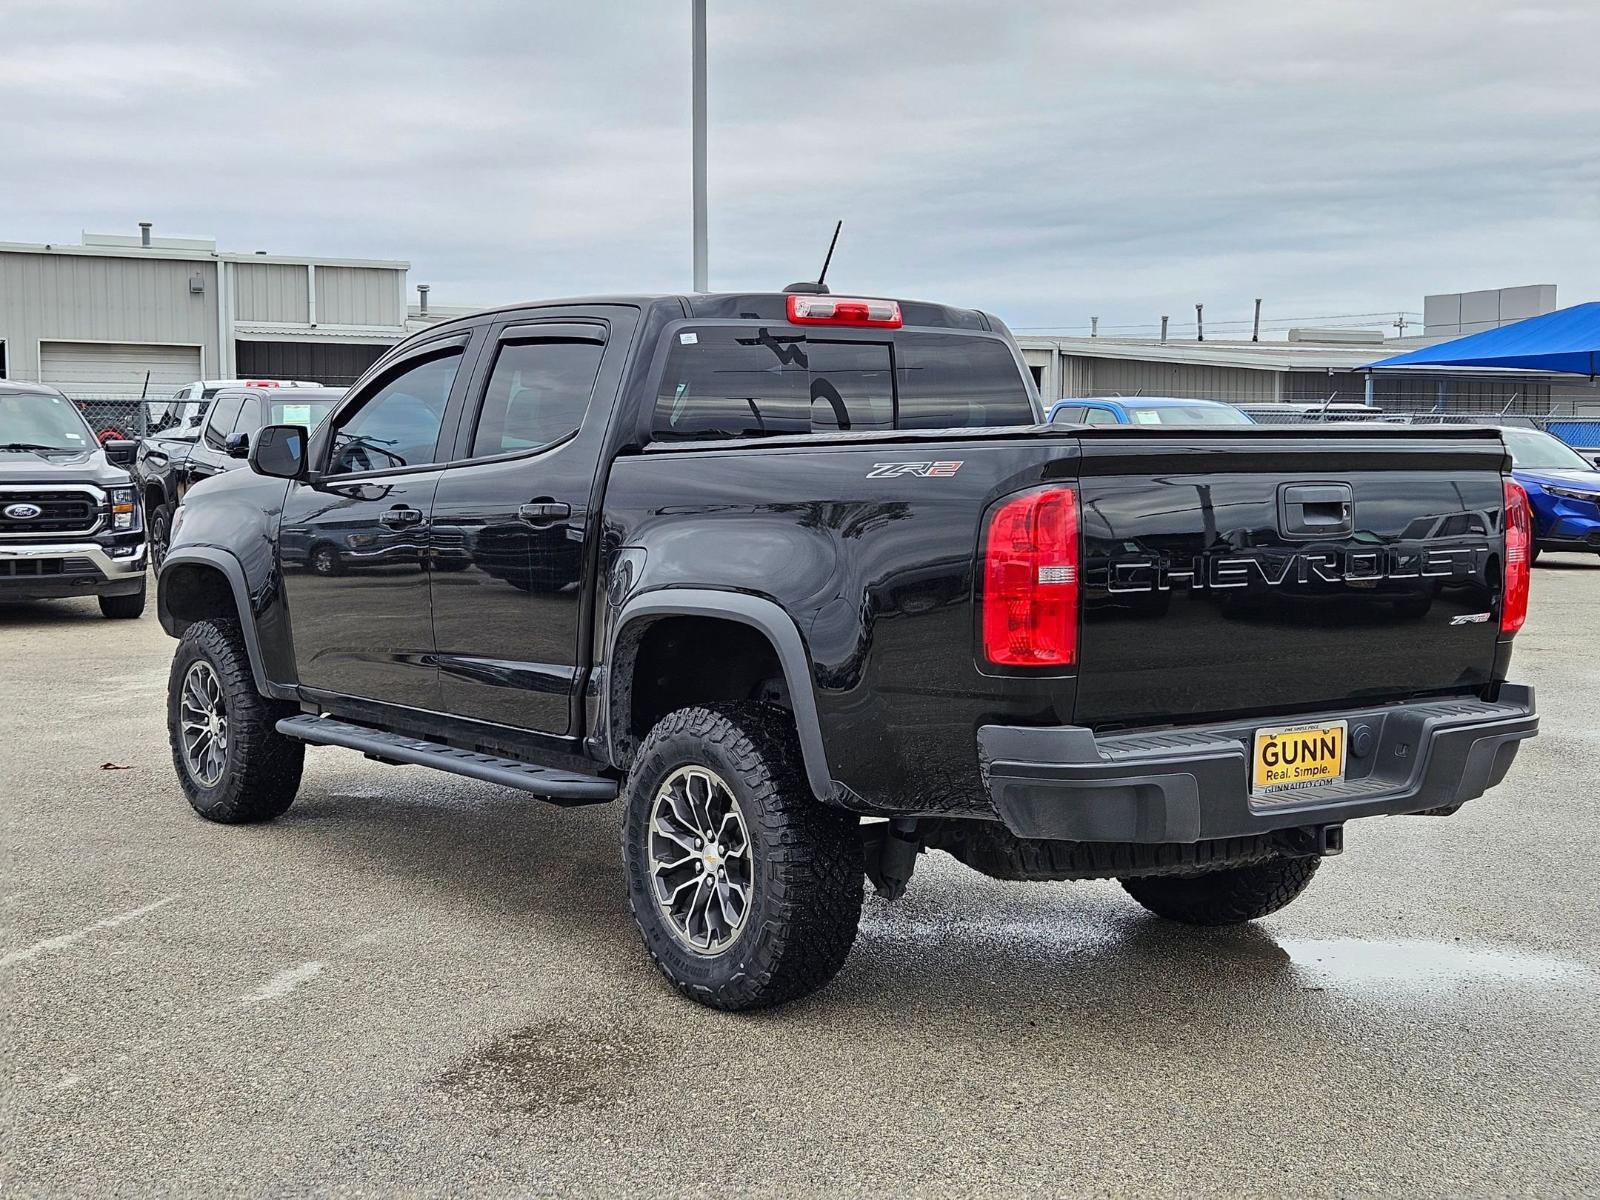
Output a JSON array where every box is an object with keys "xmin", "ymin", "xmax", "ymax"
[{"xmin": 612, "ymin": 423, "xmax": 1513, "ymax": 814}]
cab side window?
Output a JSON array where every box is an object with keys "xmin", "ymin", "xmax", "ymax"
[
  {"xmin": 1083, "ymin": 407, "xmax": 1120, "ymax": 425},
  {"xmin": 470, "ymin": 339, "xmax": 604, "ymax": 458},
  {"xmin": 327, "ymin": 350, "xmax": 461, "ymax": 476}
]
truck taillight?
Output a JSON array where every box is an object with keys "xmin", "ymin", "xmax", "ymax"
[
  {"xmin": 981, "ymin": 487, "xmax": 1080, "ymax": 667},
  {"xmin": 1502, "ymin": 477, "xmax": 1530, "ymax": 634},
  {"xmin": 786, "ymin": 294, "xmax": 903, "ymax": 328}
]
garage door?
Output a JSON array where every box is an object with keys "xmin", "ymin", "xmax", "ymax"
[{"xmin": 39, "ymin": 341, "xmax": 203, "ymax": 397}]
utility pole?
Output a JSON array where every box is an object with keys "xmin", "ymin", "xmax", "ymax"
[
  {"xmin": 1251, "ymin": 298, "xmax": 1262, "ymax": 342},
  {"xmin": 691, "ymin": 0, "xmax": 708, "ymax": 292},
  {"xmin": 1160, "ymin": 315, "xmax": 1169, "ymax": 342},
  {"xmin": 1195, "ymin": 303, "xmax": 1204, "ymax": 342},
  {"xmin": 1393, "ymin": 313, "xmax": 1409, "ymax": 338}
]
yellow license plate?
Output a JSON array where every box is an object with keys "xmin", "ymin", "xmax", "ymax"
[{"xmin": 1252, "ymin": 720, "xmax": 1347, "ymax": 797}]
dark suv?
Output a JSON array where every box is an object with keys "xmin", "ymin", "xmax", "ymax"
[{"xmin": 137, "ymin": 386, "xmax": 342, "ymax": 566}]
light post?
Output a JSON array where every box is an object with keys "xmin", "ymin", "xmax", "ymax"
[{"xmin": 691, "ymin": 0, "xmax": 708, "ymax": 292}]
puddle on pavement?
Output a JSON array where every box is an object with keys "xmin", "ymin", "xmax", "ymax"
[
  {"xmin": 863, "ymin": 909, "xmax": 1595, "ymax": 999},
  {"xmin": 436, "ymin": 1017, "xmax": 643, "ymax": 1114},
  {"xmin": 1275, "ymin": 937, "xmax": 1595, "ymax": 994}
]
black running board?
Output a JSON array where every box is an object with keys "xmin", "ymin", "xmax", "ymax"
[{"xmin": 275, "ymin": 715, "xmax": 617, "ymax": 805}]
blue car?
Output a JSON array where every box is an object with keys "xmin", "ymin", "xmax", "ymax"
[
  {"xmin": 1048, "ymin": 396, "xmax": 1254, "ymax": 426},
  {"xmin": 1498, "ymin": 425, "xmax": 1600, "ymax": 560}
]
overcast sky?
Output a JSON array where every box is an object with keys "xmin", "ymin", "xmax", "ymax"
[{"xmin": 4, "ymin": 0, "xmax": 1597, "ymax": 336}]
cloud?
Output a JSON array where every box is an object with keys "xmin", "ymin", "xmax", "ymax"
[{"xmin": 1, "ymin": 0, "xmax": 1596, "ymax": 334}]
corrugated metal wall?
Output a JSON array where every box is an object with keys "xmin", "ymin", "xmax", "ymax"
[
  {"xmin": 317, "ymin": 266, "xmax": 403, "ymax": 326},
  {"xmin": 0, "ymin": 252, "xmax": 219, "ymax": 381},
  {"xmin": 233, "ymin": 262, "xmax": 310, "ymax": 323},
  {"xmin": 1063, "ymin": 356, "xmax": 1282, "ymax": 402}
]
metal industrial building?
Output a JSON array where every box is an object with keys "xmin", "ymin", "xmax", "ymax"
[
  {"xmin": 0, "ymin": 224, "xmax": 415, "ymax": 398},
  {"xmin": 1018, "ymin": 284, "xmax": 1599, "ymax": 414}
]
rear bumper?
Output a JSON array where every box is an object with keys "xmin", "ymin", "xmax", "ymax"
[
  {"xmin": 0, "ymin": 541, "xmax": 147, "ymax": 599},
  {"xmin": 979, "ymin": 686, "xmax": 1537, "ymax": 843}
]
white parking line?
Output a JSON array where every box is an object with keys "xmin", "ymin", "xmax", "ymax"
[
  {"xmin": 240, "ymin": 961, "xmax": 323, "ymax": 1002},
  {"xmin": 0, "ymin": 896, "xmax": 178, "ymax": 969}
]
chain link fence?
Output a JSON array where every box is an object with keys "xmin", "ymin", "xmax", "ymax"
[{"xmin": 66, "ymin": 395, "xmax": 216, "ymax": 444}]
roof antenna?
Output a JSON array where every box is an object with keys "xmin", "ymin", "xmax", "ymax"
[{"xmin": 783, "ymin": 220, "xmax": 841, "ymax": 295}]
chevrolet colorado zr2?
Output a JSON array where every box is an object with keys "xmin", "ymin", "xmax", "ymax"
[
  {"xmin": 154, "ymin": 290, "xmax": 1538, "ymax": 1009},
  {"xmin": 1, "ymin": 380, "xmax": 148, "ymax": 618}
]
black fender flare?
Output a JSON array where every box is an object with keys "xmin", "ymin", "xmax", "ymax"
[
  {"xmin": 606, "ymin": 588, "xmax": 834, "ymax": 802},
  {"xmin": 157, "ymin": 547, "xmax": 272, "ymax": 695}
]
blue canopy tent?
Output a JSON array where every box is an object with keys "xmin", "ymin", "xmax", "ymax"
[{"xmin": 1366, "ymin": 301, "xmax": 1600, "ymax": 377}]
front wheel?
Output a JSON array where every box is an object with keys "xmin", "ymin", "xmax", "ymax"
[
  {"xmin": 621, "ymin": 704, "xmax": 864, "ymax": 1010},
  {"xmin": 149, "ymin": 503, "xmax": 174, "ymax": 570},
  {"xmin": 167, "ymin": 618, "xmax": 304, "ymax": 823},
  {"xmin": 99, "ymin": 576, "xmax": 147, "ymax": 620},
  {"xmin": 309, "ymin": 543, "xmax": 343, "ymax": 577},
  {"xmin": 1120, "ymin": 856, "xmax": 1320, "ymax": 926}
]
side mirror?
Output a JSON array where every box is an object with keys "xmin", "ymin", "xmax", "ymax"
[
  {"xmin": 249, "ymin": 424, "xmax": 308, "ymax": 480},
  {"xmin": 225, "ymin": 432, "xmax": 251, "ymax": 459},
  {"xmin": 103, "ymin": 439, "xmax": 137, "ymax": 467},
  {"xmin": 1590, "ymin": 454, "xmax": 1600, "ymax": 470}
]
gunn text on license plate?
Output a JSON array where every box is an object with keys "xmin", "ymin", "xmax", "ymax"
[{"xmin": 1251, "ymin": 720, "xmax": 1347, "ymax": 797}]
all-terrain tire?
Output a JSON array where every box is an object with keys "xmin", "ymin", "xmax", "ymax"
[
  {"xmin": 99, "ymin": 575, "xmax": 147, "ymax": 620},
  {"xmin": 621, "ymin": 703, "xmax": 864, "ymax": 1010},
  {"xmin": 167, "ymin": 618, "xmax": 304, "ymax": 823},
  {"xmin": 1119, "ymin": 856, "xmax": 1320, "ymax": 926}
]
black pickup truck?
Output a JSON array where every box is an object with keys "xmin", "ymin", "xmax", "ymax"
[
  {"xmin": 137, "ymin": 387, "xmax": 342, "ymax": 567},
  {"xmin": 155, "ymin": 290, "xmax": 1538, "ymax": 1009},
  {"xmin": 1, "ymin": 380, "xmax": 148, "ymax": 618}
]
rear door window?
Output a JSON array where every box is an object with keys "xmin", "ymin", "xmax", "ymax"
[{"xmin": 470, "ymin": 338, "xmax": 605, "ymax": 457}]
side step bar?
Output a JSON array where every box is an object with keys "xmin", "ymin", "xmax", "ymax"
[{"xmin": 275, "ymin": 715, "xmax": 618, "ymax": 805}]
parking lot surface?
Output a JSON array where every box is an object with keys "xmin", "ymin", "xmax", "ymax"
[{"xmin": 3, "ymin": 562, "xmax": 1598, "ymax": 1198}]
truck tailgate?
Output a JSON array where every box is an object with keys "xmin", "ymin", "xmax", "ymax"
[{"xmin": 1072, "ymin": 428, "xmax": 1511, "ymax": 729}]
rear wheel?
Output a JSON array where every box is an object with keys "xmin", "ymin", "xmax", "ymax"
[
  {"xmin": 1120, "ymin": 856, "xmax": 1320, "ymax": 926},
  {"xmin": 167, "ymin": 618, "xmax": 303, "ymax": 823},
  {"xmin": 621, "ymin": 703, "xmax": 864, "ymax": 1010},
  {"xmin": 99, "ymin": 576, "xmax": 147, "ymax": 620}
]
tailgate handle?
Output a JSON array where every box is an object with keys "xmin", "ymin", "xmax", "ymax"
[{"xmin": 1279, "ymin": 483, "xmax": 1353, "ymax": 538}]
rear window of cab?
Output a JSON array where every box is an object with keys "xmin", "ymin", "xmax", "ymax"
[{"xmin": 653, "ymin": 326, "xmax": 1035, "ymax": 440}]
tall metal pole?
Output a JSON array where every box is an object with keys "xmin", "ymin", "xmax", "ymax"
[{"xmin": 691, "ymin": 0, "xmax": 708, "ymax": 292}]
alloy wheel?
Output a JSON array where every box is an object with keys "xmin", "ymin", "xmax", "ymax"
[
  {"xmin": 178, "ymin": 660, "xmax": 228, "ymax": 787},
  {"xmin": 647, "ymin": 766, "xmax": 753, "ymax": 955}
]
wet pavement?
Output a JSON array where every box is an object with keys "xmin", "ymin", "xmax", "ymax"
[{"xmin": 3, "ymin": 558, "xmax": 1598, "ymax": 1197}]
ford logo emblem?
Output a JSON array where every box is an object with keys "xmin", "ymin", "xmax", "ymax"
[{"xmin": 3, "ymin": 503, "xmax": 43, "ymax": 520}]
